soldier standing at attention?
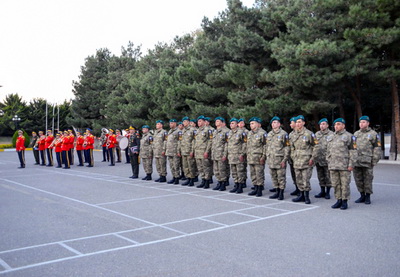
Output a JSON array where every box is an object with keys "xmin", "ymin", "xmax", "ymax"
[
  {"xmin": 153, "ymin": 120, "xmax": 168, "ymax": 183},
  {"xmin": 61, "ymin": 130, "xmax": 70, "ymax": 169},
  {"xmin": 247, "ymin": 117, "xmax": 267, "ymax": 197},
  {"xmin": 353, "ymin": 116, "xmax": 382, "ymax": 205},
  {"xmin": 107, "ymin": 129, "xmax": 117, "ymax": 166},
  {"xmin": 75, "ymin": 131, "xmax": 84, "ymax": 166},
  {"xmin": 227, "ymin": 118, "xmax": 247, "ymax": 194},
  {"xmin": 211, "ymin": 117, "xmax": 230, "ymax": 191},
  {"xmin": 16, "ymin": 130, "xmax": 26, "ymax": 168},
  {"xmin": 194, "ymin": 116, "xmax": 213, "ymax": 189},
  {"xmin": 177, "ymin": 122, "xmax": 186, "ymax": 181},
  {"xmin": 267, "ymin": 116, "xmax": 290, "ymax": 200},
  {"xmin": 29, "ymin": 131, "xmax": 40, "ymax": 165},
  {"xmin": 327, "ymin": 118, "xmax": 357, "ymax": 210},
  {"xmin": 290, "ymin": 115, "xmax": 317, "ymax": 204},
  {"xmin": 54, "ymin": 133, "xmax": 63, "ymax": 168},
  {"xmin": 68, "ymin": 129, "xmax": 75, "ymax": 165},
  {"xmin": 166, "ymin": 119, "xmax": 181, "ymax": 185},
  {"xmin": 288, "ymin": 117, "xmax": 299, "ymax": 196},
  {"xmin": 38, "ymin": 131, "xmax": 47, "ymax": 166},
  {"xmin": 140, "ymin": 125, "xmax": 153, "ymax": 180},
  {"xmin": 314, "ymin": 118, "xmax": 334, "ymax": 199},
  {"xmin": 238, "ymin": 118, "xmax": 248, "ymax": 188},
  {"xmin": 178, "ymin": 117, "xmax": 197, "ymax": 186},
  {"xmin": 45, "ymin": 130, "xmax": 54, "ymax": 167},
  {"xmin": 128, "ymin": 126, "xmax": 140, "ymax": 179},
  {"xmin": 115, "ymin": 129, "xmax": 122, "ymax": 163},
  {"xmin": 85, "ymin": 128, "xmax": 95, "ymax": 167}
]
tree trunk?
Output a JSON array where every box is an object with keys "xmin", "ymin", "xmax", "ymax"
[
  {"xmin": 345, "ymin": 78, "xmax": 363, "ymax": 120},
  {"xmin": 391, "ymin": 78, "xmax": 400, "ymax": 160}
]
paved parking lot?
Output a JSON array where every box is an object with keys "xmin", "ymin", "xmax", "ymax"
[{"xmin": 1, "ymin": 150, "xmax": 399, "ymax": 276}]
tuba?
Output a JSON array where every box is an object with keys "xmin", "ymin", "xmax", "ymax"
[{"xmin": 99, "ymin": 128, "xmax": 109, "ymax": 146}]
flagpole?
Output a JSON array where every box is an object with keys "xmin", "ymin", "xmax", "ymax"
[
  {"xmin": 45, "ymin": 101, "xmax": 48, "ymax": 132},
  {"xmin": 57, "ymin": 104, "xmax": 60, "ymax": 131},
  {"xmin": 52, "ymin": 104, "xmax": 55, "ymax": 133}
]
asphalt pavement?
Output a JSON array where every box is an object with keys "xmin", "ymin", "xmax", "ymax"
[{"xmin": 0, "ymin": 150, "xmax": 399, "ymax": 276}]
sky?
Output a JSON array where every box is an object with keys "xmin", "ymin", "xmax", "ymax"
[{"xmin": 0, "ymin": 0, "xmax": 254, "ymax": 105}]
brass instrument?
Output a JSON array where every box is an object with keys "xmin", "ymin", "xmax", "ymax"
[
  {"xmin": 99, "ymin": 128, "xmax": 109, "ymax": 147},
  {"xmin": 49, "ymin": 138, "xmax": 62, "ymax": 148}
]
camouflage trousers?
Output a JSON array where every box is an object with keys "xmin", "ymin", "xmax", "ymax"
[
  {"xmin": 269, "ymin": 167, "xmax": 286, "ymax": 190},
  {"xmin": 316, "ymin": 164, "xmax": 331, "ymax": 187},
  {"xmin": 182, "ymin": 155, "xmax": 196, "ymax": 178},
  {"xmin": 168, "ymin": 155, "xmax": 181, "ymax": 178},
  {"xmin": 249, "ymin": 164, "xmax": 265, "ymax": 187},
  {"xmin": 230, "ymin": 163, "xmax": 246, "ymax": 184},
  {"xmin": 289, "ymin": 160, "xmax": 297, "ymax": 186},
  {"xmin": 196, "ymin": 158, "xmax": 213, "ymax": 180},
  {"xmin": 294, "ymin": 167, "xmax": 313, "ymax": 191},
  {"xmin": 155, "ymin": 156, "xmax": 167, "ymax": 177},
  {"xmin": 141, "ymin": 157, "xmax": 153, "ymax": 174},
  {"xmin": 213, "ymin": 159, "xmax": 229, "ymax": 182},
  {"xmin": 353, "ymin": 166, "xmax": 374, "ymax": 194},
  {"xmin": 330, "ymin": 170, "xmax": 351, "ymax": 200}
]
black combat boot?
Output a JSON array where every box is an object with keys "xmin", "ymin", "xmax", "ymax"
[
  {"xmin": 269, "ymin": 188, "xmax": 280, "ymax": 199},
  {"xmin": 142, "ymin": 174, "xmax": 150, "ymax": 180},
  {"xmin": 355, "ymin": 192, "xmax": 366, "ymax": 203},
  {"xmin": 315, "ymin": 186, "xmax": 326, "ymax": 198},
  {"xmin": 290, "ymin": 185, "xmax": 300, "ymax": 196},
  {"xmin": 219, "ymin": 181, "xmax": 227, "ymax": 191},
  {"xmin": 154, "ymin": 176, "xmax": 161, "ymax": 182},
  {"xmin": 340, "ymin": 200, "xmax": 348, "ymax": 210},
  {"xmin": 325, "ymin": 187, "xmax": 331, "ymax": 199},
  {"xmin": 203, "ymin": 180, "xmax": 210, "ymax": 189},
  {"xmin": 174, "ymin": 178, "xmax": 180, "ymax": 185},
  {"xmin": 146, "ymin": 174, "xmax": 152, "ymax": 181},
  {"xmin": 209, "ymin": 178, "xmax": 213, "ymax": 184},
  {"xmin": 167, "ymin": 178, "xmax": 175, "ymax": 184},
  {"xmin": 278, "ymin": 189, "xmax": 284, "ymax": 200},
  {"xmin": 193, "ymin": 176, "xmax": 199, "ymax": 182},
  {"xmin": 213, "ymin": 182, "xmax": 221, "ymax": 190},
  {"xmin": 269, "ymin": 188, "xmax": 277, "ymax": 192},
  {"xmin": 180, "ymin": 173, "xmax": 187, "ymax": 181},
  {"xmin": 304, "ymin": 191, "xmax": 311, "ymax": 204},
  {"xmin": 236, "ymin": 184, "xmax": 243, "ymax": 194},
  {"xmin": 331, "ymin": 199, "xmax": 342, "ymax": 209},
  {"xmin": 292, "ymin": 191, "xmax": 305, "ymax": 202},
  {"xmin": 230, "ymin": 183, "xmax": 239, "ymax": 193},
  {"xmin": 256, "ymin": 186, "xmax": 263, "ymax": 197},
  {"xmin": 365, "ymin": 193, "xmax": 371, "ymax": 205},
  {"xmin": 248, "ymin": 185, "xmax": 258, "ymax": 196},
  {"xmin": 159, "ymin": 176, "xmax": 167, "ymax": 183},
  {"xmin": 188, "ymin": 178, "xmax": 195, "ymax": 186},
  {"xmin": 242, "ymin": 183, "xmax": 247, "ymax": 188},
  {"xmin": 197, "ymin": 179, "xmax": 206, "ymax": 188},
  {"xmin": 182, "ymin": 178, "xmax": 191, "ymax": 186}
]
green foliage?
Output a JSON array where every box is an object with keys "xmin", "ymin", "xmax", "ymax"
[{"xmin": 11, "ymin": 130, "xmax": 30, "ymax": 148}]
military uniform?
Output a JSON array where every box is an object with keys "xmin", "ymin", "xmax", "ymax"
[
  {"xmin": 140, "ymin": 128, "xmax": 153, "ymax": 180},
  {"xmin": 16, "ymin": 133, "xmax": 26, "ymax": 168},
  {"xmin": 153, "ymin": 127, "xmax": 168, "ymax": 182},
  {"xmin": 211, "ymin": 124, "xmax": 230, "ymax": 190},
  {"xmin": 353, "ymin": 125, "xmax": 381, "ymax": 203},
  {"xmin": 314, "ymin": 127, "xmax": 334, "ymax": 198},
  {"xmin": 128, "ymin": 129, "xmax": 141, "ymax": 178},
  {"xmin": 193, "ymin": 123, "xmax": 213, "ymax": 187},
  {"xmin": 178, "ymin": 121, "xmax": 197, "ymax": 186},
  {"xmin": 29, "ymin": 133, "xmax": 40, "ymax": 164},
  {"xmin": 165, "ymin": 125, "xmax": 181, "ymax": 184},
  {"xmin": 227, "ymin": 124, "xmax": 247, "ymax": 193},
  {"xmin": 327, "ymin": 120, "xmax": 357, "ymax": 209}
]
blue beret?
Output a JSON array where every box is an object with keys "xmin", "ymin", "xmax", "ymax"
[
  {"xmin": 270, "ymin": 116, "xmax": 281, "ymax": 124},
  {"xmin": 197, "ymin": 115, "xmax": 205, "ymax": 121},
  {"xmin": 169, "ymin": 119, "xmax": 177, "ymax": 123},
  {"xmin": 182, "ymin": 116, "xmax": 190, "ymax": 122},
  {"xmin": 190, "ymin": 119, "xmax": 197, "ymax": 123},
  {"xmin": 249, "ymin": 117, "xmax": 262, "ymax": 123},
  {"xmin": 297, "ymin": 115, "xmax": 305, "ymax": 122},
  {"xmin": 142, "ymin": 125, "xmax": 150, "ymax": 129},
  {"xmin": 215, "ymin": 117, "xmax": 225, "ymax": 122},
  {"xmin": 290, "ymin": 117, "xmax": 296, "ymax": 122},
  {"xmin": 333, "ymin": 118, "xmax": 346, "ymax": 124},
  {"xmin": 359, "ymin": 116, "xmax": 370, "ymax": 122},
  {"xmin": 318, "ymin": 118, "xmax": 328, "ymax": 125},
  {"xmin": 156, "ymin": 120, "xmax": 164, "ymax": 124},
  {"xmin": 178, "ymin": 121, "xmax": 183, "ymax": 125},
  {"xmin": 86, "ymin": 128, "xmax": 92, "ymax": 131},
  {"xmin": 238, "ymin": 118, "xmax": 245, "ymax": 123},
  {"xmin": 230, "ymin": 118, "xmax": 238, "ymax": 123},
  {"xmin": 205, "ymin": 117, "xmax": 211, "ymax": 122}
]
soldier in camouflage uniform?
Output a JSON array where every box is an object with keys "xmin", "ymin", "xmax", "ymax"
[
  {"xmin": 140, "ymin": 125, "xmax": 153, "ymax": 180},
  {"xmin": 290, "ymin": 115, "xmax": 317, "ymax": 204},
  {"xmin": 327, "ymin": 118, "xmax": 357, "ymax": 210},
  {"xmin": 288, "ymin": 117, "xmax": 299, "ymax": 196},
  {"xmin": 227, "ymin": 118, "xmax": 247, "ymax": 194},
  {"xmin": 266, "ymin": 116, "xmax": 290, "ymax": 200},
  {"xmin": 314, "ymin": 118, "xmax": 334, "ymax": 199},
  {"xmin": 194, "ymin": 116, "xmax": 213, "ymax": 189},
  {"xmin": 247, "ymin": 117, "xmax": 267, "ymax": 197},
  {"xmin": 128, "ymin": 126, "xmax": 140, "ymax": 179},
  {"xmin": 177, "ymin": 122, "xmax": 186, "ymax": 180},
  {"xmin": 153, "ymin": 120, "xmax": 168, "ymax": 183},
  {"xmin": 205, "ymin": 117, "xmax": 215, "ymax": 184},
  {"xmin": 211, "ymin": 117, "xmax": 230, "ymax": 191},
  {"xmin": 353, "ymin": 116, "xmax": 382, "ymax": 205},
  {"xmin": 178, "ymin": 117, "xmax": 197, "ymax": 186},
  {"xmin": 165, "ymin": 119, "xmax": 181, "ymax": 185},
  {"xmin": 238, "ymin": 118, "xmax": 249, "ymax": 187}
]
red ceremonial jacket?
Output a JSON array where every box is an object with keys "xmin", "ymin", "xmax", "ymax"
[{"xmin": 16, "ymin": 136, "xmax": 26, "ymax": 151}]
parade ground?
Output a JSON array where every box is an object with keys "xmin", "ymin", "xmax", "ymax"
[{"xmin": 0, "ymin": 150, "xmax": 399, "ymax": 276}]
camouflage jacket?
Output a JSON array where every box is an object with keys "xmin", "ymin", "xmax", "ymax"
[
  {"xmin": 178, "ymin": 126, "xmax": 196, "ymax": 156},
  {"xmin": 193, "ymin": 126, "xmax": 212, "ymax": 159},
  {"xmin": 327, "ymin": 129, "xmax": 357, "ymax": 170},
  {"xmin": 314, "ymin": 128, "xmax": 334, "ymax": 167},
  {"xmin": 266, "ymin": 127, "xmax": 290, "ymax": 169},
  {"xmin": 139, "ymin": 132, "xmax": 153, "ymax": 159},
  {"xmin": 165, "ymin": 127, "xmax": 180, "ymax": 157},
  {"xmin": 354, "ymin": 127, "xmax": 381, "ymax": 167},
  {"xmin": 227, "ymin": 128, "xmax": 247, "ymax": 164},
  {"xmin": 290, "ymin": 127, "xmax": 317, "ymax": 169},
  {"xmin": 246, "ymin": 127, "xmax": 267, "ymax": 165},
  {"xmin": 152, "ymin": 128, "xmax": 167, "ymax": 158},
  {"xmin": 211, "ymin": 127, "xmax": 230, "ymax": 160}
]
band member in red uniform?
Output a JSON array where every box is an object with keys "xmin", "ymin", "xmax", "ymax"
[
  {"xmin": 107, "ymin": 129, "xmax": 117, "ymax": 166},
  {"xmin": 124, "ymin": 128, "xmax": 131, "ymax": 164},
  {"xmin": 115, "ymin": 129, "xmax": 122, "ymax": 163},
  {"xmin": 38, "ymin": 131, "xmax": 47, "ymax": 166},
  {"xmin": 45, "ymin": 130, "xmax": 54, "ymax": 166},
  {"xmin": 101, "ymin": 131, "xmax": 109, "ymax": 162},
  {"xmin": 16, "ymin": 130, "xmax": 26, "ymax": 168},
  {"xmin": 54, "ymin": 133, "xmax": 63, "ymax": 168},
  {"xmin": 75, "ymin": 131, "xmax": 84, "ymax": 166},
  {"xmin": 85, "ymin": 128, "xmax": 95, "ymax": 167},
  {"xmin": 67, "ymin": 129, "xmax": 75, "ymax": 165},
  {"xmin": 61, "ymin": 131, "xmax": 70, "ymax": 169}
]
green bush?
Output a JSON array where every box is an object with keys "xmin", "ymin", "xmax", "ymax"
[{"xmin": 12, "ymin": 130, "xmax": 30, "ymax": 148}]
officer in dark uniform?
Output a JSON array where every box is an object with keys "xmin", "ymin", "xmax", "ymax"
[{"xmin": 128, "ymin": 126, "xmax": 141, "ymax": 179}]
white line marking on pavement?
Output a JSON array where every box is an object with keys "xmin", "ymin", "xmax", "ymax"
[
  {"xmin": 0, "ymin": 258, "xmax": 12, "ymax": 270},
  {"xmin": 112, "ymin": 234, "xmax": 139, "ymax": 245},
  {"xmin": 58, "ymin": 242, "xmax": 82, "ymax": 255},
  {"xmin": 95, "ymin": 193, "xmax": 180, "ymax": 206}
]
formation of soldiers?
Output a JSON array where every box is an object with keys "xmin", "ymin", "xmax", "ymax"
[{"xmin": 15, "ymin": 115, "xmax": 382, "ymax": 210}]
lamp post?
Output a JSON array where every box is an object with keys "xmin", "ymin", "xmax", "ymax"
[{"xmin": 12, "ymin": 115, "xmax": 21, "ymax": 130}]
